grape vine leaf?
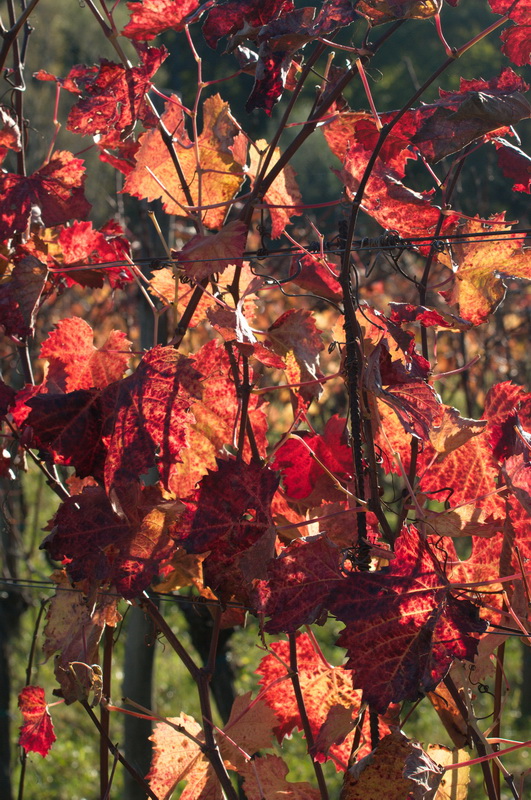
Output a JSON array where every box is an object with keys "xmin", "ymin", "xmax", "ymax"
[
  {"xmin": 248, "ymin": 139, "xmax": 302, "ymax": 237},
  {"xmin": 0, "ymin": 255, "xmax": 48, "ymax": 340},
  {"xmin": 239, "ymin": 754, "xmax": 321, "ymax": 800},
  {"xmin": 440, "ymin": 215, "xmax": 531, "ymax": 324},
  {"xmin": 124, "ymin": 94, "xmax": 246, "ymax": 230},
  {"xmin": 255, "ymin": 536, "xmax": 343, "ymax": 633},
  {"xmin": 202, "ymin": 0, "xmax": 294, "ymax": 50},
  {"xmin": 272, "ymin": 415, "xmax": 353, "ymax": 502},
  {"xmin": 103, "ymin": 346, "xmax": 202, "ymax": 498},
  {"xmin": 174, "ymin": 220, "xmax": 247, "ymax": 281},
  {"xmin": 39, "ymin": 317, "xmax": 132, "ymax": 391},
  {"xmin": 329, "ymin": 528, "xmax": 486, "ymax": 712},
  {"xmin": 18, "ymin": 686, "xmax": 56, "ymax": 757},
  {"xmin": 54, "ymin": 220, "xmax": 132, "ymax": 289},
  {"xmin": 42, "ymin": 570, "xmax": 120, "ymax": 703},
  {"xmin": 42, "ymin": 486, "xmax": 179, "ymax": 599},
  {"xmin": 340, "ymin": 731, "xmax": 443, "ymax": 800},
  {"xmin": 65, "ymin": 47, "xmax": 167, "ymax": 140},
  {"xmin": 123, "ymin": 0, "xmax": 202, "ymax": 40},
  {"xmin": 169, "ymin": 338, "xmax": 269, "ymax": 497},
  {"xmin": 495, "ymin": 139, "xmax": 531, "ymax": 193},
  {"xmin": 256, "ymin": 632, "xmax": 392, "ymax": 766},
  {"xmin": 0, "ymin": 150, "xmax": 91, "ymax": 239},
  {"xmin": 147, "ymin": 713, "xmax": 220, "ymax": 800},
  {"xmin": 266, "ymin": 308, "xmax": 324, "ymax": 405}
]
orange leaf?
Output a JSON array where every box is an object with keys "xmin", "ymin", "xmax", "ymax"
[
  {"xmin": 248, "ymin": 139, "xmax": 302, "ymax": 238},
  {"xmin": 124, "ymin": 94, "xmax": 246, "ymax": 229}
]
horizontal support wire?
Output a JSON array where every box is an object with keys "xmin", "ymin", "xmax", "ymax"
[
  {"xmin": 36, "ymin": 227, "xmax": 530, "ymax": 274},
  {"xmin": 0, "ymin": 578, "xmax": 528, "ymax": 636}
]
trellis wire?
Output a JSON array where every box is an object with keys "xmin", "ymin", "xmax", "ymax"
[{"xmin": 41, "ymin": 227, "xmax": 531, "ymax": 275}]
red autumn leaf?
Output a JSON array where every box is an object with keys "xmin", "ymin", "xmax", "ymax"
[
  {"xmin": 419, "ymin": 429, "xmax": 507, "ymax": 520},
  {"xmin": 202, "ymin": 0, "xmax": 294, "ymax": 49},
  {"xmin": 174, "ymin": 220, "xmax": 247, "ymax": 282},
  {"xmin": 39, "ymin": 317, "xmax": 132, "ymax": 391},
  {"xmin": 407, "ymin": 69, "xmax": 531, "ymax": 163},
  {"xmin": 219, "ymin": 691, "xmax": 277, "ymax": 769},
  {"xmin": 176, "ymin": 458, "xmax": 278, "ymax": 553},
  {"xmin": 207, "ymin": 304, "xmax": 285, "ymax": 367},
  {"xmin": 169, "ymin": 338, "xmax": 269, "ymax": 497},
  {"xmin": 440, "ymin": 215, "xmax": 531, "ymax": 325},
  {"xmin": 123, "ymin": 94, "xmax": 246, "ymax": 230},
  {"xmin": 26, "ymin": 387, "xmax": 113, "ymax": 481},
  {"xmin": 329, "ymin": 528, "xmax": 486, "ymax": 713},
  {"xmin": 483, "ymin": 381, "xmax": 531, "ymax": 461},
  {"xmin": 388, "ymin": 303, "xmax": 472, "ymax": 331},
  {"xmin": 183, "ymin": 459, "xmax": 278, "ymax": 551},
  {"xmin": 288, "ymin": 252, "xmax": 342, "ymax": 302},
  {"xmin": 255, "ymin": 536, "xmax": 343, "ymax": 633},
  {"xmin": 501, "ymin": 24, "xmax": 531, "ymax": 67},
  {"xmin": 0, "ymin": 107, "xmax": 21, "ymax": 164},
  {"xmin": 256, "ymin": 632, "xmax": 391, "ymax": 767},
  {"xmin": 244, "ymin": 2, "xmax": 356, "ymax": 113},
  {"xmin": 104, "ymin": 346, "xmax": 202, "ymax": 497},
  {"xmin": 123, "ymin": 0, "xmax": 201, "ymax": 40},
  {"xmin": 340, "ymin": 731, "xmax": 444, "ymax": 800},
  {"xmin": 0, "ymin": 379, "xmax": 15, "ymax": 418},
  {"xmin": 66, "ymin": 47, "xmax": 167, "ymax": 140},
  {"xmin": 325, "ymin": 125, "xmax": 458, "ymax": 240},
  {"xmin": 54, "ymin": 220, "xmax": 132, "ymax": 289},
  {"xmin": 147, "ymin": 713, "xmax": 220, "ymax": 800},
  {"xmin": 42, "ymin": 486, "xmax": 178, "ymax": 598},
  {"xmin": 272, "ymin": 415, "xmax": 353, "ymax": 502},
  {"xmin": 266, "ymin": 308, "xmax": 324, "ymax": 405},
  {"xmin": 248, "ymin": 140, "xmax": 302, "ymax": 237},
  {"xmin": 18, "ymin": 686, "xmax": 56, "ymax": 757},
  {"xmin": 0, "ymin": 150, "xmax": 91, "ymax": 240},
  {"xmin": 495, "ymin": 139, "xmax": 531, "ymax": 193}
]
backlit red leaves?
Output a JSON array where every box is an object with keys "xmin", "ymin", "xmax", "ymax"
[
  {"xmin": 256, "ymin": 633, "xmax": 383, "ymax": 766},
  {"xmin": 255, "ymin": 536, "xmax": 343, "ymax": 633},
  {"xmin": 325, "ymin": 119, "xmax": 456, "ymax": 240},
  {"xmin": 66, "ymin": 47, "xmax": 167, "ymax": 140},
  {"xmin": 272, "ymin": 415, "xmax": 353, "ymax": 502},
  {"xmin": 40, "ymin": 317, "xmax": 131, "ymax": 391},
  {"xmin": 18, "ymin": 687, "xmax": 56, "ymax": 757},
  {"xmin": 329, "ymin": 528, "xmax": 486, "ymax": 712},
  {"xmin": 124, "ymin": 94, "xmax": 246, "ymax": 229},
  {"xmin": 0, "ymin": 150, "xmax": 90, "ymax": 240},
  {"xmin": 0, "ymin": 255, "xmax": 48, "ymax": 340},
  {"xmin": 419, "ymin": 429, "xmax": 506, "ymax": 520},
  {"xmin": 496, "ymin": 139, "xmax": 531, "ymax": 193},
  {"xmin": 104, "ymin": 346, "xmax": 202, "ymax": 497},
  {"xmin": 176, "ymin": 459, "xmax": 279, "ymax": 600},
  {"xmin": 202, "ymin": 0, "xmax": 294, "ymax": 50},
  {"xmin": 441, "ymin": 216, "xmax": 531, "ymax": 325},
  {"xmin": 123, "ymin": 0, "xmax": 201, "ymax": 40},
  {"xmin": 248, "ymin": 140, "xmax": 302, "ymax": 237},
  {"xmin": 266, "ymin": 308, "xmax": 324, "ymax": 405},
  {"xmin": 43, "ymin": 486, "xmax": 177, "ymax": 598},
  {"xmin": 175, "ymin": 220, "xmax": 247, "ymax": 281},
  {"xmin": 54, "ymin": 220, "xmax": 132, "ymax": 288}
]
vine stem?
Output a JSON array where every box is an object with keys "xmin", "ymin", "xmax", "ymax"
[
  {"xmin": 288, "ymin": 633, "xmax": 329, "ymax": 800},
  {"xmin": 100, "ymin": 625, "xmax": 114, "ymax": 799},
  {"xmin": 81, "ymin": 700, "xmax": 159, "ymax": 800},
  {"xmin": 139, "ymin": 597, "xmax": 238, "ymax": 800},
  {"xmin": 443, "ymin": 674, "xmax": 500, "ymax": 800}
]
